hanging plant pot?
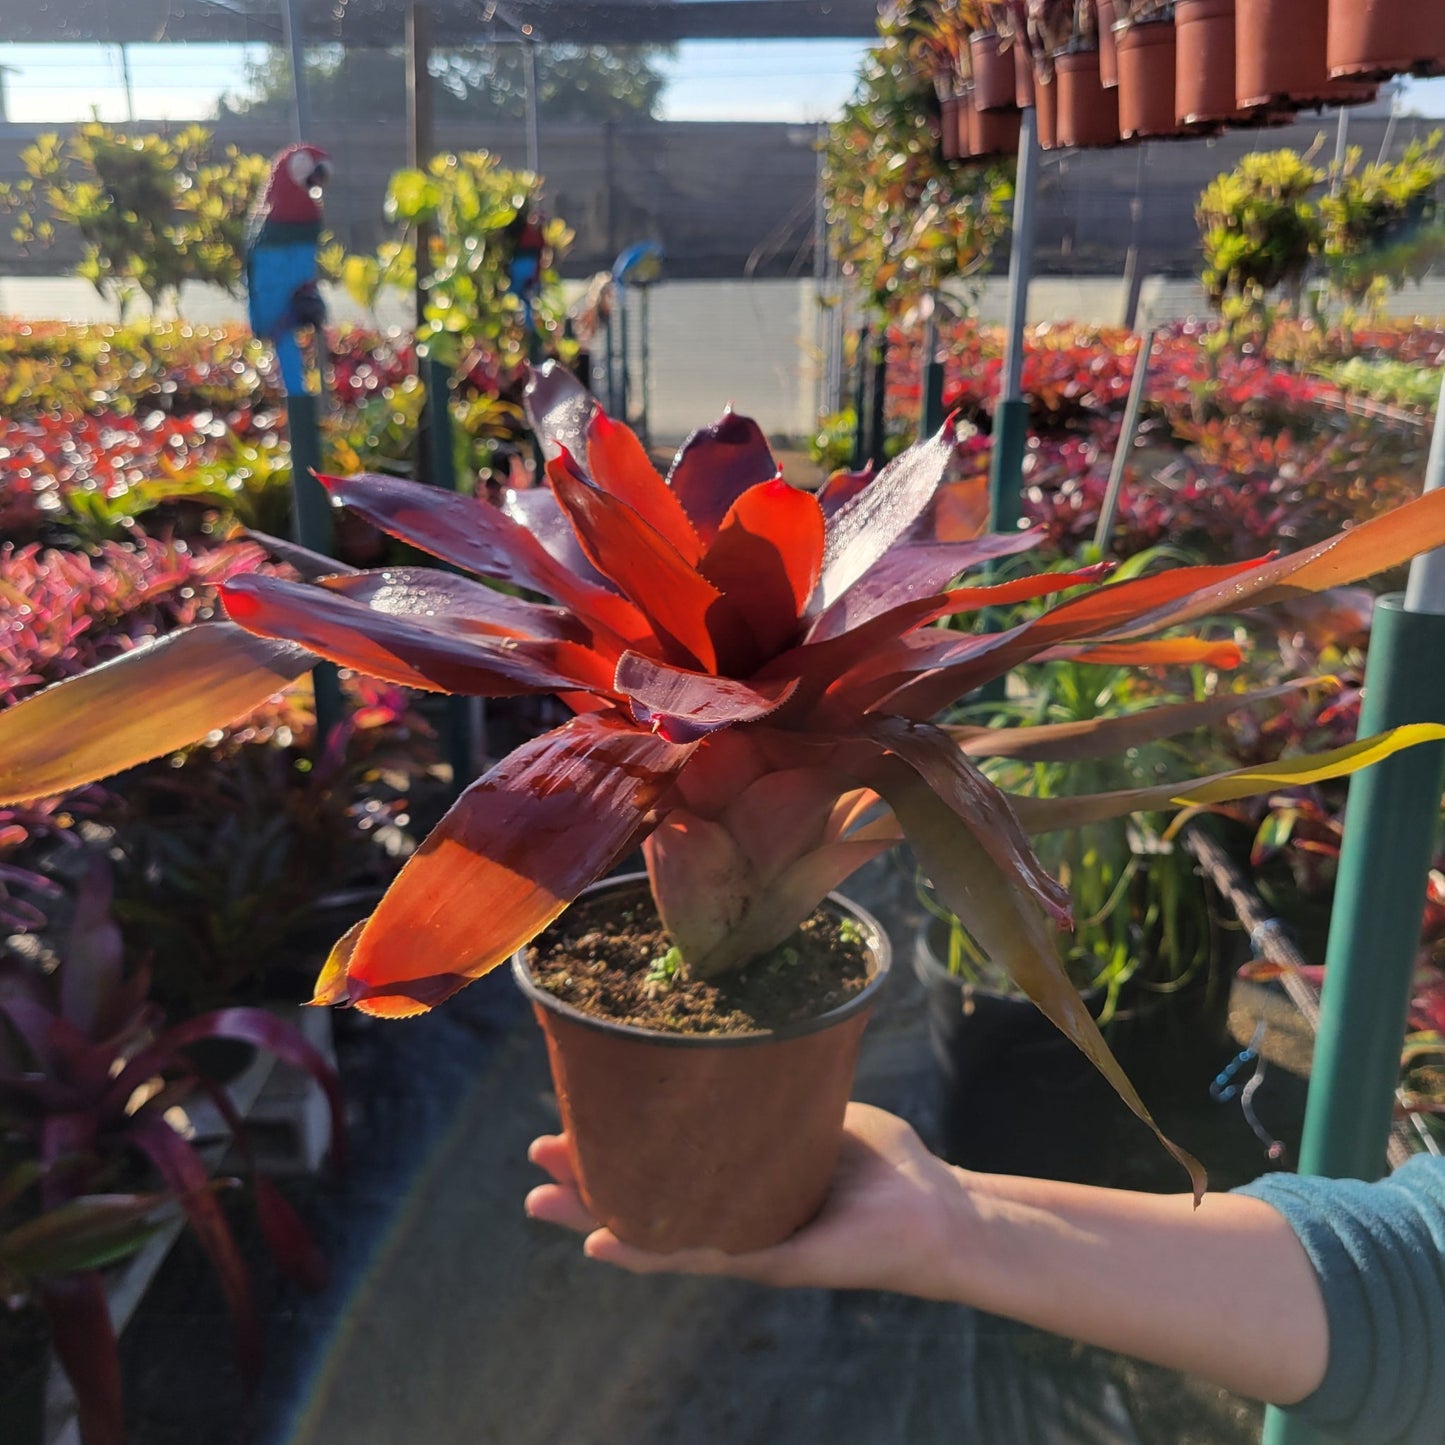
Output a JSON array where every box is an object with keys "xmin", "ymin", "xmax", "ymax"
[
  {"xmin": 940, "ymin": 94, "xmax": 962, "ymax": 161},
  {"xmin": 1013, "ymin": 36, "xmax": 1036, "ymax": 107},
  {"xmin": 513, "ymin": 873, "xmax": 892, "ymax": 1253},
  {"xmin": 1327, "ymin": 0, "xmax": 1445, "ymax": 79},
  {"xmin": 1097, "ymin": 0, "xmax": 1122, "ymax": 84},
  {"xmin": 1116, "ymin": 16, "xmax": 1195, "ymax": 138},
  {"xmin": 970, "ymin": 98, "xmax": 1023, "ymax": 158},
  {"xmin": 972, "ymin": 30, "xmax": 1018, "ymax": 110},
  {"xmin": 1236, "ymin": 0, "xmax": 1380, "ymax": 107},
  {"xmin": 1054, "ymin": 47, "xmax": 1123, "ymax": 148},
  {"xmin": 912, "ymin": 919, "xmax": 1116, "ymax": 1182},
  {"xmin": 1176, "ymin": 0, "xmax": 1257, "ymax": 126},
  {"xmin": 1035, "ymin": 65, "xmax": 1059, "ymax": 148}
]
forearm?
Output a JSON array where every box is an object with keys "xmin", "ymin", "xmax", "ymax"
[{"xmin": 938, "ymin": 1169, "xmax": 1329, "ymax": 1406}]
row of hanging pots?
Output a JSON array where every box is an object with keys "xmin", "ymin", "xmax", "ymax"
[{"xmin": 946, "ymin": 0, "xmax": 1441, "ymax": 164}]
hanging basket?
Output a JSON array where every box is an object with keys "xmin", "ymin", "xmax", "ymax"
[
  {"xmin": 1327, "ymin": 0, "xmax": 1445, "ymax": 79},
  {"xmin": 1035, "ymin": 65, "xmax": 1059, "ymax": 148},
  {"xmin": 1236, "ymin": 0, "xmax": 1379, "ymax": 108},
  {"xmin": 1176, "ymin": 0, "xmax": 1257, "ymax": 126},
  {"xmin": 972, "ymin": 31, "xmax": 1019, "ymax": 110},
  {"xmin": 940, "ymin": 94, "xmax": 962, "ymax": 161},
  {"xmin": 1116, "ymin": 16, "xmax": 1196, "ymax": 138},
  {"xmin": 1013, "ymin": 36, "xmax": 1036, "ymax": 108},
  {"xmin": 1054, "ymin": 47, "xmax": 1123, "ymax": 148},
  {"xmin": 1097, "ymin": 0, "xmax": 1122, "ymax": 85}
]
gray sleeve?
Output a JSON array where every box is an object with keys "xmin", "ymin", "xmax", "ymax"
[{"xmin": 1233, "ymin": 1156, "xmax": 1445, "ymax": 1444}]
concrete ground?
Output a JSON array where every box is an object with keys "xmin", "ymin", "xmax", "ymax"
[{"xmin": 117, "ymin": 852, "xmax": 1307, "ymax": 1445}]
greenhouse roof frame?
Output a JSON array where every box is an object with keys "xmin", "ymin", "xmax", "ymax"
[{"xmin": 0, "ymin": 0, "xmax": 882, "ymax": 46}]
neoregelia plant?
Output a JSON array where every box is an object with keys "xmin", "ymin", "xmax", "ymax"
[{"xmin": 5, "ymin": 362, "xmax": 1445, "ymax": 1192}]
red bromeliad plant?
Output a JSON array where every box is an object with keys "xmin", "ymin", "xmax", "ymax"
[{"xmin": 6, "ymin": 363, "xmax": 1445, "ymax": 1191}]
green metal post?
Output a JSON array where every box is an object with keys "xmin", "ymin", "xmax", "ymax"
[
  {"xmin": 284, "ymin": 390, "xmax": 341, "ymax": 745},
  {"xmin": 987, "ymin": 103, "xmax": 1038, "ymax": 537},
  {"xmin": 869, "ymin": 347, "xmax": 889, "ymax": 469},
  {"xmin": 1263, "ymin": 375, "xmax": 1445, "ymax": 1444},
  {"xmin": 422, "ymin": 353, "xmax": 479, "ymax": 794},
  {"xmin": 920, "ymin": 296, "xmax": 945, "ymax": 439},
  {"xmin": 851, "ymin": 322, "xmax": 870, "ymax": 470}
]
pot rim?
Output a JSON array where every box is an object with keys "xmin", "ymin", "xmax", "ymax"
[{"xmin": 513, "ymin": 871, "xmax": 893, "ymax": 1049}]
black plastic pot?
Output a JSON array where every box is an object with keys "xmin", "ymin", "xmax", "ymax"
[{"xmin": 913, "ymin": 920, "xmax": 1117, "ymax": 1182}]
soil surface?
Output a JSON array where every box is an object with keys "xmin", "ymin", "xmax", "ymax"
[{"xmin": 527, "ymin": 882, "xmax": 871, "ymax": 1034}]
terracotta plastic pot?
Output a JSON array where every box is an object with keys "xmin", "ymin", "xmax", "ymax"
[
  {"xmin": 1054, "ymin": 47, "xmax": 1122, "ymax": 148},
  {"xmin": 1035, "ymin": 66, "xmax": 1059, "ymax": 148},
  {"xmin": 970, "ymin": 101, "xmax": 1023, "ymax": 159},
  {"xmin": 1097, "ymin": 0, "xmax": 1121, "ymax": 85},
  {"xmin": 514, "ymin": 874, "xmax": 893, "ymax": 1253},
  {"xmin": 1176, "ymin": 0, "xmax": 1255, "ymax": 126},
  {"xmin": 1115, "ymin": 16, "xmax": 1194, "ymax": 138},
  {"xmin": 1236, "ymin": 0, "xmax": 1380, "ymax": 107},
  {"xmin": 1013, "ymin": 36, "xmax": 1036, "ymax": 107},
  {"xmin": 1327, "ymin": 0, "xmax": 1445, "ymax": 79},
  {"xmin": 940, "ymin": 94, "xmax": 961, "ymax": 161},
  {"xmin": 972, "ymin": 30, "xmax": 1018, "ymax": 110}
]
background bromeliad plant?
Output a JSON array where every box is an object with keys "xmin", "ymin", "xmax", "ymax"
[{"xmin": 6, "ymin": 361, "xmax": 1445, "ymax": 1225}]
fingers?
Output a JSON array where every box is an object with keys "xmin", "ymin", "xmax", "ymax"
[
  {"xmin": 524, "ymin": 1182, "xmax": 598, "ymax": 1234},
  {"xmin": 527, "ymin": 1133, "xmax": 577, "ymax": 1186}
]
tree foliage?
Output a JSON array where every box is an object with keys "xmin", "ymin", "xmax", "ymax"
[
  {"xmin": 220, "ymin": 43, "xmax": 670, "ymax": 124},
  {"xmin": 825, "ymin": 12, "xmax": 1014, "ymax": 317},
  {"xmin": 0, "ymin": 123, "xmax": 268, "ymax": 319}
]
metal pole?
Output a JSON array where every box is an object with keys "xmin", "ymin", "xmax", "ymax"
[
  {"xmin": 279, "ymin": 0, "xmax": 310, "ymax": 141},
  {"xmin": 989, "ymin": 104, "xmax": 1039, "ymax": 536},
  {"xmin": 1331, "ymin": 106, "xmax": 1351, "ymax": 193},
  {"xmin": 639, "ymin": 286, "xmax": 652, "ymax": 449},
  {"xmin": 407, "ymin": 3, "xmax": 435, "ymax": 339},
  {"xmin": 1120, "ymin": 145, "xmax": 1148, "ymax": 331},
  {"xmin": 851, "ymin": 322, "xmax": 870, "ymax": 470},
  {"xmin": 285, "ymin": 391, "xmax": 342, "ymax": 744},
  {"xmin": 523, "ymin": 39, "xmax": 541, "ymax": 177},
  {"xmin": 1093, "ymin": 327, "xmax": 1156, "ymax": 553},
  {"xmin": 617, "ymin": 287, "xmax": 631, "ymax": 425},
  {"xmin": 920, "ymin": 296, "xmax": 945, "ymax": 439},
  {"xmin": 423, "ymin": 353, "xmax": 479, "ymax": 793},
  {"xmin": 1262, "ymin": 374, "xmax": 1445, "ymax": 1444},
  {"xmin": 117, "ymin": 44, "xmax": 136, "ymax": 125},
  {"xmin": 869, "ymin": 342, "xmax": 889, "ymax": 469}
]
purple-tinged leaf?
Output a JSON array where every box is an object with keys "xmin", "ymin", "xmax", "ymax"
[
  {"xmin": 320, "ymin": 568, "xmax": 585, "ymax": 644},
  {"xmin": 315, "ymin": 714, "xmax": 696, "ymax": 1016},
  {"xmin": 500, "ymin": 486, "xmax": 614, "ymax": 590},
  {"xmin": 252, "ymin": 1176, "xmax": 329, "ymax": 1291},
  {"xmin": 614, "ymin": 651, "xmax": 798, "ymax": 743},
  {"xmin": 805, "ymin": 419, "xmax": 960, "ymax": 619},
  {"xmin": 221, "ymin": 574, "xmax": 613, "ymax": 698},
  {"xmin": 720, "ymin": 767, "xmax": 857, "ymax": 882},
  {"xmin": 0, "ymin": 623, "xmax": 314, "ymax": 806},
  {"xmin": 40, "ymin": 1273, "xmax": 124, "ymax": 1445},
  {"xmin": 317, "ymin": 473, "xmax": 649, "ymax": 646},
  {"xmin": 3, "ymin": 1192, "xmax": 169, "ymax": 1278},
  {"xmin": 242, "ymin": 528, "xmax": 360, "ymax": 581},
  {"xmin": 806, "ymin": 532, "xmax": 1041, "ymax": 642},
  {"xmin": 523, "ymin": 359, "xmax": 597, "ymax": 466},
  {"xmin": 127, "ymin": 1112, "xmax": 261, "ymax": 1384},
  {"xmin": 665, "ymin": 410, "xmax": 780, "ymax": 544},
  {"xmin": 61, "ymin": 857, "xmax": 124, "ymax": 1042},
  {"xmin": 815, "ymin": 462, "xmax": 875, "ymax": 518},
  {"xmin": 852, "ymin": 716, "xmax": 1072, "ymax": 926},
  {"xmin": 874, "ymin": 760, "xmax": 1205, "ymax": 1201}
]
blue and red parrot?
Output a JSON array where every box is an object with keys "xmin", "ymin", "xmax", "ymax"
[{"xmin": 245, "ymin": 144, "xmax": 332, "ymax": 394}]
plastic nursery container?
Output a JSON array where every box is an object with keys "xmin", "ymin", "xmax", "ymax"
[
  {"xmin": 1054, "ymin": 47, "xmax": 1122, "ymax": 148},
  {"xmin": 1327, "ymin": 0, "xmax": 1445, "ymax": 79},
  {"xmin": 1115, "ymin": 15, "xmax": 1194, "ymax": 139}
]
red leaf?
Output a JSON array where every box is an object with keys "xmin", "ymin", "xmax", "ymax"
[
  {"xmin": 613, "ymin": 650, "xmax": 798, "ymax": 743},
  {"xmin": 320, "ymin": 568, "xmax": 585, "ymax": 644},
  {"xmin": 500, "ymin": 485, "xmax": 615, "ymax": 591},
  {"xmin": 807, "ymin": 419, "xmax": 959, "ymax": 619},
  {"xmin": 1042, "ymin": 638, "xmax": 1245, "ymax": 669},
  {"xmin": 523, "ymin": 360, "xmax": 596, "ymax": 464},
  {"xmin": 252, "ymin": 1176, "xmax": 329, "ymax": 1291},
  {"xmin": 221, "ymin": 574, "xmax": 614, "ymax": 697},
  {"xmin": 665, "ymin": 410, "xmax": 780, "ymax": 543},
  {"xmin": 587, "ymin": 411, "xmax": 702, "ymax": 563},
  {"xmin": 40, "ymin": 1274, "xmax": 124, "ymax": 1445},
  {"xmin": 698, "ymin": 479, "xmax": 826, "ymax": 668},
  {"xmin": 546, "ymin": 450, "xmax": 723, "ymax": 672},
  {"xmin": 317, "ymin": 714, "xmax": 696, "ymax": 1015},
  {"xmin": 815, "ymin": 462, "xmax": 874, "ymax": 517},
  {"xmin": 317, "ymin": 472, "xmax": 649, "ymax": 647}
]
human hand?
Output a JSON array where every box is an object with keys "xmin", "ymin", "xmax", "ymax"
[{"xmin": 525, "ymin": 1102, "xmax": 979, "ymax": 1297}]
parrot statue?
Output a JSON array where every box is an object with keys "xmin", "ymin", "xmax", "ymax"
[{"xmin": 245, "ymin": 144, "xmax": 332, "ymax": 395}]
